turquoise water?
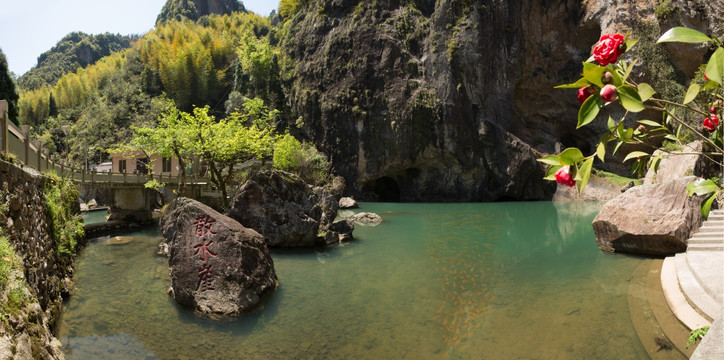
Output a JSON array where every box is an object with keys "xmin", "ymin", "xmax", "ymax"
[
  {"xmin": 60, "ymin": 202, "xmax": 649, "ymax": 359},
  {"xmin": 81, "ymin": 209, "xmax": 109, "ymax": 225}
]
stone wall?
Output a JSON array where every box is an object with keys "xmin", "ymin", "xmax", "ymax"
[{"xmin": 0, "ymin": 157, "xmax": 81, "ymax": 360}]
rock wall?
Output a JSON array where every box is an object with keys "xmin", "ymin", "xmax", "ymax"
[
  {"xmin": 0, "ymin": 158, "xmax": 81, "ymax": 360},
  {"xmin": 282, "ymin": 0, "xmax": 723, "ymax": 200}
]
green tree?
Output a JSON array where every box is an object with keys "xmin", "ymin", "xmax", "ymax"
[
  {"xmin": 118, "ymin": 99, "xmax": 278, "ymax": 207},
  {"xmin": 0, "ymin": 48, "xmax": 19, "ymax": 121}
]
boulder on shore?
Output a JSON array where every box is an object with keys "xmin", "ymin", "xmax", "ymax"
[
  {"xmin": 160, "ymin": 197, "xmax": 277, "ymax": 317},
  {"xmin": 226, "ymin": 170, "xmax": 353, "ymax": 247},
  {"xmin": 592, "ymin": 176, "xmax": 704, "ymax": 256}
]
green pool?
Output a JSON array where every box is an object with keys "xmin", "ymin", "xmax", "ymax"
[{"xmin": 61, "ymin": 202, "xmax": 651, "ymax": 359}]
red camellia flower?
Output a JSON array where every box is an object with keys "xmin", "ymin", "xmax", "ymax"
[
  {"xmin": 577, "ymin": 87, "xmax": 595, "ymax": 105},
  {"xmin": 600, "ymin": 84, "xmax": 618, "ymax": 103},
  {"xmin": 554, "ymin": 166, "xmax": 576, "ymax": 187},
  {"xmin": 711, "ymin": 106, "xmax": 718, "ymax": 114},
  {"xmin": 712, "ymin": 115, "xmax": 720, "ymax": 126},
  {"xmin": 704, "ymin": 117, "xmax": 717, "ymax": 131},
  {"xmin": 593, "ymin": 34, "xmax": 625, "ymax": 66}
]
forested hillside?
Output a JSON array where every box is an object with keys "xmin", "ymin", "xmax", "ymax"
[
  {"xmin": 17, "ymin": 32, "xmax": 135, "ymax": 91},
  {"xmin": 17, "ymin": 10, "xmax": 280, "ymax": 169}
]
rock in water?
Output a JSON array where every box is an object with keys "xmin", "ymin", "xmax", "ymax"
[
  {"xmin": 592, "ymin": 177, "xmax": 704, "ymax": 256},
  {"xmin": 226, "ymin": 170, "xmax": 353, "ymax": 247},
  {"xmin": 339, "ymin": 197, "xmax": 359, "ymax": 209},
  {"xmin": 160, "ymin": 197, "xmax": 277, "ymax": 317},
  {"xmin": 351, "ymin": 212, "xmax": 384, "ymax": 226}
]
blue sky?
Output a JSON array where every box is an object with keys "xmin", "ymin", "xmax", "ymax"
[{"xmin": 0, "ymin": 0, "xmax": 278, "ymax": 77}]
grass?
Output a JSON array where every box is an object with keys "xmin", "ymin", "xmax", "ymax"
[{"xmin": 592, "ymin": 169, "xmax": 642, "ymax": 187}]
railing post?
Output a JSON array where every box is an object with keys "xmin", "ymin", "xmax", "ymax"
[
  {"xmin": 0, "ymin": 100, "xmax": 7, "ymax": 155},
  {"xmin": 123, "ymin": 171, "xmax": 127, "ymax": 184},
  {"xmin": 44, "ymin": 149, "xmax": 49, "ymax": 172},
  {"xmin": 21, "ymin": 125, "xmax": 29, "ymax": 165},
  {"xmin": 33, "ymin": 140, "xmax": 41, "ymax": 170},
  {"xmin": 82, "ymin": 167, "xmax": 86, "ymax": 183},
  {"xmin": 108, "ymin": 169, "xmax": 112, "ymax": 183},
  {"xmin": 91, "ymin": 168, "xmax": 96, "ymax": 184},
  {"xmin": 60, "ymin": 159, "xmax": 65, "ymax": 177}
]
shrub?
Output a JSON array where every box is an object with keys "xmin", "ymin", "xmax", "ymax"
[
  {"xmin": 44, "ymin": 173, "xmax": 85, "ymax": 256},
  {"xmin": 273, "ymin": 134, "xmax": 331, "ymax": 185}
]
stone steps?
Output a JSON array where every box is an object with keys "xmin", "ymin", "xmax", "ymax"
[{"xmin": 660, "ymin": 209, "xmax": 723, "ymax": 336}]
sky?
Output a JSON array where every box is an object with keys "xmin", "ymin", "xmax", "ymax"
[{"xmin": 0, "ymin": 0, "xmax": 278, "ymax": 77}]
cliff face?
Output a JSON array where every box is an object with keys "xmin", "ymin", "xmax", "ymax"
[{"xmin": 282, "ymin": 0, "xmax": 722, "ymax": 201}]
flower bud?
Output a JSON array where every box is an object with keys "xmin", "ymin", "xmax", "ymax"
[
  {"xmin": 712, "ymin": 115, "xmax": 720, "ymax": 126},
  {"xmin": 600, "ymin": 84, "xmax": 618, "ymax": 103},
  {"xmin": 577, "ymin": 86, "xmax": 596, "ymax": 105},
  {"xmin": 637, "ymin": 125, "xmax": 646, "ymax": 133},
  {"xmin": 711, "ymin": 106, "xmax": 717, "ymax": 114},
  {"xmin": 601, "ymin": 72, "xmax": 614, "ymax": 84},
  {"xmin": 704, "ymin": 117, "xmax": 716, "ymax": 131}
]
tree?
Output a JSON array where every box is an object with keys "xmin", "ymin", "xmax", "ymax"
[
  {"xmin": 118, "ymin": 99, "xmax": 278, "ymax": 208},
  {"xmin": 0, "ymin": 48, "xmax": 19, "ymax": 121}
]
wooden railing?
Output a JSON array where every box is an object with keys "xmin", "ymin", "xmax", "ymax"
[{"xmin": 0, "ymin": 99, "xmax": 212, "ymax": 189}]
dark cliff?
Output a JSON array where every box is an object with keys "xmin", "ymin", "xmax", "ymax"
[
  {"xmin": 156, "ymin": 0, "xmax": 246, "ymax": 24},
  {"xmin": 281, "ymin": 0, "xmax": 723, "ymax": 201}
]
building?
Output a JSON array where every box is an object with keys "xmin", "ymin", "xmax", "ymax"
[{"xmin": 109, "ymin": 150, "xmax": 182, "ymax": 176}]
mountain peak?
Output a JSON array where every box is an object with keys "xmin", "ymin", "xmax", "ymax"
[{"xmin": 156, "ymin": 0, "xmax": 246, "ymax": 24}]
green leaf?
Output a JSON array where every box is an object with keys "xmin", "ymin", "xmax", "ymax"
[
  {"xmin": 637, "ymin": 119, "xmax": 663, "ymax": 127},
  {"xmin": 701, "ymin": 193, "xmax": 717, "ymax": 220},
  {"xmin": 686, "ymin": 178, "xmax": 720, "ymax": 196},
  {"xmin": 596, "ymin": 141, "xmax": 606, "ymax": 162},
  {"xmin": 559, "ymin": 147, "xmax": 585, "ymax": 165},
  {"xmin": 607, "ymin": 116, "xmax": 616, "ymax": 131},
  {"xmin": 683, "ymin": 83, "xmax": 701, "ymax": 104},
  {"xmin": 664, "ymin": 134, "xmax": 679, "ymax": 142},
  {"xmin": 613, "ymin": 141, "xmax": 624, "ymax": 155},
  {"xmin": 637, "ymin": 83, "xmax": 656, "ymax": 102},
  {"xmin": 650, "ymin": 154, "xmax": 663, "ymax": 174},
  {"xmin": 705, "ymin": 47, "xmax": 724, "ymax": 86},
  {"xmin": 621, "ymin": 58, "xmax": 638, "ymax": 83},
  {"xmin": 583, "ymin": 65, "xmax": 607, "ymax": 88},
  {"xmin": 624, "ymin": 38, "xmax": 639, "ymax": 52},
  {"xmin": 555, "ymin": 79, "xmax": 590, "ymax": 89},
  {"xmin": 623, "ymin": 151, "xmax": 650, "ymax": 162},
  {"xmin": 657, "ymin": 27, "xmax": 712, "ymax": 43},
  {"xmin": 575, "ymin": 157, "xmax": 594, "ymax": 194},
  {"xmin": 617, "ymin": 85, "xmax": 645, "ymax": 112},
  {"xmin": 543, "ymin": 165, "xmax": 562, "ymax": 181},
  {"xmin": 537, "ymin": 155, "xmax": 561, "ymax": 166},
  {"xmin": 577, "ymin": 94, "xmax": 602, "ymax": 128}
]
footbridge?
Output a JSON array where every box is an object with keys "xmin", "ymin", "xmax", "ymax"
[{"xmin": 0, "ymin": 100, "xmax": 219, "ymax": 224}]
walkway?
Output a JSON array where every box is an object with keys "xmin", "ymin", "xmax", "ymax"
[{"xmin": 661, "ymin": 209, "xmax": 724, "ymax": 358}]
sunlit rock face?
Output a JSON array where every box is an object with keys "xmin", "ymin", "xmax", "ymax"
[{"xmin": 282, "ymin": 0, "xmax": 722, "ymax": 201}]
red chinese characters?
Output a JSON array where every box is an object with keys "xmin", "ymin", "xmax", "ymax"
[{"xmin": 192, "ymin": 215, "xmax": 217, "ymax": 291}]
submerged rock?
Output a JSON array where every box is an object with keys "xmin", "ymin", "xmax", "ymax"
[
  {"xmin": 351, "ymin": 212, "xmax": 384, "ymax": 226},
  {"xmin": 592, "ymin": 177, "xmax": 704, "ymax": 256},
  {"xmin": 160, "ymin": 197, "xmax": 277, "ymax": 317},
  {"xmin": 226, "ymin": 170, "xmax": 353, "ymax": 247}
]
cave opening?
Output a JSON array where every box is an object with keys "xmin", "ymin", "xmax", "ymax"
[{"xmin": 371, "ymin": 176, "xmax": 401, "ymax": 202}]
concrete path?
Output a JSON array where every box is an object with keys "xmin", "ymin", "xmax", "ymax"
[{"xmin": 661, "ymin": 209, "xmax": 724, "ymax": 358}]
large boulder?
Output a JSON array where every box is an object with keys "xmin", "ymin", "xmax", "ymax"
[
  {"xmin": 644, "ymin": 141, "xmax": 719, "ymax": 185},
  {"xmin": 226, "ymin": 170, "xmax": 353, "ymax": 247},
  {"xmin": 160, "ymin": 197, "xmax": 277, "ymax": 317},
  {"xmin": 592, "ymin": 176, "xmax": 704, "ymax": 256}
]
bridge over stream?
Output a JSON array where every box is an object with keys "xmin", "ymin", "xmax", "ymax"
[{"xmin": 0, "ymin": 100, "xmax": 221, "ymax": 232}]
